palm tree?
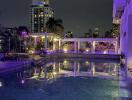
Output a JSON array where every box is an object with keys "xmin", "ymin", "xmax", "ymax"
[{"xmin": 46, "ymin": 18, "xmax": 64, "ymax": 38}]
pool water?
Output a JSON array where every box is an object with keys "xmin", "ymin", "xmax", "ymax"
[{"xmin": 0, "ymin": 59, "xmax": 120, "ymax": 100}]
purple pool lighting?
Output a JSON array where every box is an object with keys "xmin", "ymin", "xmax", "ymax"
[{"xmin": 21, "ymin": 79, "xmax": 25, "ymax": 84}]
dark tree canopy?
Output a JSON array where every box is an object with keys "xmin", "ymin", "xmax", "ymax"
[{"xmin": 46, "ymin": 18, "xmax": 64, "ymax": 38}]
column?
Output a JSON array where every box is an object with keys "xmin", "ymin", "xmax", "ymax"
[
  {"xmin": 34, "ymin": 37, "xmax": 37, "ymax": 47},
  {"xmin": 92, "ymin": 41, "xmax": 96, "ymax": 54},
  {"xmin": 115, "ymin": 41, "xmax": 118, "ymax": 54},
  {"xmin": 78, "ymin": 41, "xmax": 80, "ymax": 53},
  {"xmin": 59, "ymin": 39, "xmax": 61, "ymax": 51},
  {"xmin": 53, "ymin": 41, "xmax": 56, "ymax": 51}
]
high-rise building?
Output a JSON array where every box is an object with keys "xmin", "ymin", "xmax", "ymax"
[{"xmin": 30, "ymin": 0, "xmax": 54, "ymax": 33}]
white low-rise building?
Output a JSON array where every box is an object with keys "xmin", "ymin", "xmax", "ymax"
[{"xmin": 113, "ymin": 0, "xmax": 132, "ymax": 67}]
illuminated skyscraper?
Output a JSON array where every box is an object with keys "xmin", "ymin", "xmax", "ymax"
[
  {"xmin": 30, "ymin": 0, "xmax": 54, "ymax": 33},
  {"xmin": 32, "ymin": 0, "xmax": 49, "ymax": 5}
]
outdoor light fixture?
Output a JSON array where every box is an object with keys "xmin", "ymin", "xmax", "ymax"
[
  {"xmin": 41, "ymin": 36, "xmax": 45, "ymax": 39},
  {"xmin": 85, "ymin": 48, "xmax": 90, "ymax": 52},
  {"xmin": 32, "ymin": 35, "xmax": 38, "ymax": 38},
  {"xmin": 103, "ymin": 50, "xmax": 108, "ymax": 54},
  {"xmin": 53, "ymin": 38, "xmax": 59, "ymax": 42},
  {"xmin": 28, "ymin": 50, "xmax": 35, "ymax": 54},
  {"xmin": 63, "ymin": 48, "xmax": 68, "ymax": 53}
]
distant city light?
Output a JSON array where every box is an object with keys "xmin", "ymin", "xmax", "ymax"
[{"xmin": 34, "ymin": 1, "xmax": 45, "ymax": 5}]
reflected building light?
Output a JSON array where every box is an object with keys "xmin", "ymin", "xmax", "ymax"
[
  {"xmin": 39, "ymin": 67, "xmax": 44, "ymax": 78},
  {"xmin": 21, "ymin": 79, "xmax": 25, "ymax": 84},
  {"xmin": 63, "ymin": 60, "xmax": 68, "ymax": 65},
  {"xmin": 53, "ymin": 72, "xmax": 57, "ymax": 75},
  {"xmin": 91, "ymin": 63, "xmax": 95, "ymax": 76},
  {"xmin": 85, "ymin": 61, "xmax": 89, "ymax": 66},
  {"xmin": 32, "ymin": 68, "xmax": 38, "ymax": 79},
  {"xmin": 0, "ymin": 81, "xmax": 2, "ymax": 87}
]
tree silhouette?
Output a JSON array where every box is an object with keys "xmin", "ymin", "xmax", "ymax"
[{"xmin": 46, "ymin": 18, "xmax": 64, "ymax": 38}]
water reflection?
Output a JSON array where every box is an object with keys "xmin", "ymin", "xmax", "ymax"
[
  {"xmin": 0, "ymin": 81, "xmax": 2, "ymax": 87},
  {"xmin": 20, "ymin": 59, "xmax": 120, "ymax": 81}
]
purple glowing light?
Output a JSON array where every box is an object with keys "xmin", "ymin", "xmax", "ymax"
[
  {"xmin": 21, "ymin": 31, "xmax": 28, "ymax": 37},
  {"xmin": 21, "ymin": 79, "xmax": 25, "ymax": 84}
]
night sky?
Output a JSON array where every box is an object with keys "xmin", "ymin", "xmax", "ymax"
[{"xmin": 0, "ymin": 0, "xmax": 113, "ymax": 37}]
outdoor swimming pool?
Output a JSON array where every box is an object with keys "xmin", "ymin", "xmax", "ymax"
[{"xmin": 0, "ymin": 58, "xmax": 121, "ymax": 100}]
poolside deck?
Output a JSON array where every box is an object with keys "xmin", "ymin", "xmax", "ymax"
[{"xmin": 0, "ymin": 55, "xmax": 43, "ymax": 75}]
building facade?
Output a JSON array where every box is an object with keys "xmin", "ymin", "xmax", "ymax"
[
  {"xmin": 113, "ymin": 0, "xmax": 132, "ymax": 67},
  {"xmin": 30, "ymin": 0, "xmax": 54, "ymax": 33}
]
